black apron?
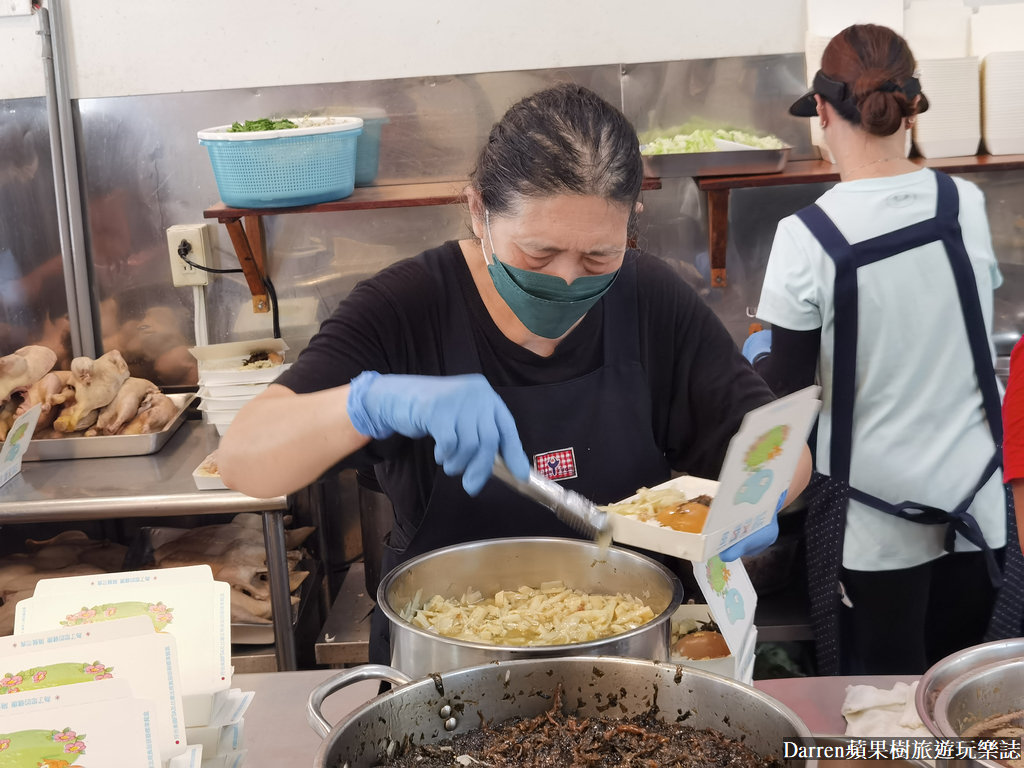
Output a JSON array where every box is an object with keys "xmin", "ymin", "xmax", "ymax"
[
  {"xmin": 369, "ymin": 256, "xmax": 672, "ymax": 663},
  {"xmin": 796, "ymin": 170, "xmax": 1016, "ymax": 675}
]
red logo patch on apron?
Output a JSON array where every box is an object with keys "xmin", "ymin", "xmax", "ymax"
[{"xmin": 534, "ymin": 448, "xmax": 577, "ymax": 481}]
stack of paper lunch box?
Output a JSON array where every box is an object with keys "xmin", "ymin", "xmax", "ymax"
[
  {"xmin": 190, "ymin": 338, "xmax": 290, "ymax": 437},
  {"xmin": 9, "ymin": 565, "xmax": 252, "ymax": 768}
]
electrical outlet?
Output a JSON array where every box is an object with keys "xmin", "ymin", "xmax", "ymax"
[{"xmin": 166, "ymin": 224, "xmax": 210, "ymax": 287}]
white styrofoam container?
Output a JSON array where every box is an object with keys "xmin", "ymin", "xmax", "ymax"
[
  {"xmin": 202, "ymin": 410, "xmax": 238, "ymax": 427},
  {"xmin": 198, "ymin": 397, "xmax": 253, "ymax": 413},
  {"xmin": 199, "ymin": 383, "xmax": 271, "ymax": 399},
  {"xmin": 913, "ymin": 57, "xmax": 980, "ymax": 159},
  {"xmin": 981, "ymin": 51, "xmax": 1024, "ymax": 155},
  {"xmin": 193, "ymin": 466, "xmax": 228, "ymax": 491}
]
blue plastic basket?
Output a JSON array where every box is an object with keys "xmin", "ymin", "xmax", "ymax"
[
  {"xmin": 352, "ymin": 111, "xmax": 390, "ymax": 186},
  {"xmin": 198, "ymin": 117, "xmax": 363, "ymax": 208}
]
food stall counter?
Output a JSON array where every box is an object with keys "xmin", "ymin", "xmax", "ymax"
[{"xmin": 235, "ymin": 669, "xmax": 920, "ymax": 767}]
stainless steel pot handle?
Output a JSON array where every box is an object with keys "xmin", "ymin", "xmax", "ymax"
[{"xmin": 306, "ymin": 664, "xmax": 413, "ymax": 739}]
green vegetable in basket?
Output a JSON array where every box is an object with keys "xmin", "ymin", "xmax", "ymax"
[{"xmin": 227, "ymin": 117, "xmax": 299, "ymax": 133}]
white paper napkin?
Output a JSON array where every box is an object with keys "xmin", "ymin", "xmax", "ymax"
[{"xmin": 842, "ymin": 681, "xmax": 931, "ymax": 737}]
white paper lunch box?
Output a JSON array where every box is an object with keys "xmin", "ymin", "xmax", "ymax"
[
  {"xmin": 608, "ymin": 386, "xmax": 822, "ymax": 562},
  {"xmin": 669, "ymin": 602, "xmax": 756, "ymax": 684},
  {"xmin": 607, "ymin": 475, "xmax": 727, "ymax": 562},
  {"xmin": 189, "ymin": 337, "xmax": 290, "ymax": 386}
]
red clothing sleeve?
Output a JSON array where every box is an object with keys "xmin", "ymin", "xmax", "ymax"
[{"xmin": 1003, "ymin": 337, "xmax": 1024, "ymax": 481}]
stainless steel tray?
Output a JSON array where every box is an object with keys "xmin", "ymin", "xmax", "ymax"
[
  {"xmin": 23, "ymin": 393, "xmax": 196, "ymax": 461},
  {"xmin": 641, "ymin": 146, "xmax": 790, "ymax": 178}
]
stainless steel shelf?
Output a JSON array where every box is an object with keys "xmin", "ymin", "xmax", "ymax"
[
  {"xmin": 232, "ymin": 645, "xmax": 281, "ymax": 674},
  {"xmin": 0, "ymin": 419, "xmax": 285, "ymax": 521},
  {"xmin": 0, "ymin": 419, "xmax": 301, "ymax": 670}
]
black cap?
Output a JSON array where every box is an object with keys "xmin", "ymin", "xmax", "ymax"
[{"xmin": 789, "ymin": 70, "xmax": 929, "ymax": 122}]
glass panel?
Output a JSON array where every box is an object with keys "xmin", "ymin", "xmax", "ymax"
[{"xmin": 0, "ymin": 98, "xmax": 71, "ymax": 367}]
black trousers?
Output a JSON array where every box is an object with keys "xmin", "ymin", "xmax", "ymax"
[{"xmin": 840, "ymin": 549, "xmax": 1002, "ymax": 675}]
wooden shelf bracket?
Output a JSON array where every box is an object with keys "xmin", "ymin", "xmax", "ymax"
[{"xmin": 221, "ymin": 215, "xmax": 270, "ymax": 313}]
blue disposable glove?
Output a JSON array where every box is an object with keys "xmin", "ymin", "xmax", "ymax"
[
  {"xmin": 718, "ymin": 489, "xmax": 787, "ymax": 562},
  {"xmin": 742, "ymin": 329, "xmax": 772, "ymax": 365},
  {"xmin": 347, "ymin": 371, "xmax": 531, "ymax": 496}
]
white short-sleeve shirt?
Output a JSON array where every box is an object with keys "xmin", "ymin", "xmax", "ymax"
[{"xmin": 757, "ymin": 168, "xmax": 1005, "ymax": 571}]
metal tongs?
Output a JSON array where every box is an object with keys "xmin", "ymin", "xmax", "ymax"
[{"xmin": 491, "ymin": 457, "xmax": 612, "ymax": 542}]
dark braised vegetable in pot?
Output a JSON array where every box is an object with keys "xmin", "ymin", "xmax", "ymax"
[{"xmin": 383, "ymin": 684, "xmax": 784, "ymax": 767}]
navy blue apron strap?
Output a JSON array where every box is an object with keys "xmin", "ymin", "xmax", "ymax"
[
  {"xmin": 849, "ymin": 218, "xmax": 941, "ymax": 266},
  {"xmin": 602, "ymin": 253, "xmax": 641, "ymax": 363},
  {"xmin": 932, "ymin": 172, "xmax": 1003, "ymax": 446},
  {"xmin": 796, "ymin": 205, "xmax": 858, "ymax": 482},
  {"xmin": 848, "ymin": 448, "xmax": 1004, "ymax": 586},
  {"xmin": 798, "ymin": 176, "xmax": 1003, "ymax": 583}
]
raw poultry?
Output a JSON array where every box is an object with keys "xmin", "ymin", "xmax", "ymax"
[
  {"xmin": 0, "ymin": 516, "xmax": 315, "ymax": 633},
  {"xmin": 15, "ymin": 369, "xmax": 74, "ymax": 432},
  {"xmin": 0, "ymin": 397, "xmax": 18, "ymax": 440},
  {"xmin": 53, "ymin": 349, "xmax": 131, "ymax": 432},
  {"xmin": 89, "ymin": 376, "xmax": 160, "ymax": 435},
  {"xmin": 0, "ymin": 344, "xmax": 181, "ymax": 439},
  {"xmin": 0, "ymin": 530, "xmax": 129, "ymax": 636},
  {"xmin": 0, "ymin": 345, "xmax": 57, "ymax": 403},
  {"xmin": 119, "ymin": 391, "xmax": 179, "ymax": 435},
  {"xmin": 147, "ymin": 513, "xmax": 315, "ymax": 625}
]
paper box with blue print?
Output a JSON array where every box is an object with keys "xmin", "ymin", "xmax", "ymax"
[{"xmin": 606, "ymin": 386, "xmax": 820, "ymax": 562}]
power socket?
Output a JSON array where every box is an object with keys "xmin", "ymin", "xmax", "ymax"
[{"xmin": 166, "ymin": 223, "xmax": 211, "ymax": 287}]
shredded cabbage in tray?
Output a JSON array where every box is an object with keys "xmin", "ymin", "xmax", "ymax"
[
  {"xmin": 400, "ymin": 580, "xmax": 655, "ymax": 646},
  {"xmin": 642, "ymin": 127, "xmax": 785, "ymax": 155}
]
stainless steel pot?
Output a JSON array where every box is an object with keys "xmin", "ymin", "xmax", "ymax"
[
  {"xmin": 307, "ymin": 656, "xmax": 815, "ymax": 768},
  {"xmin": 813, "ymin": 737, "xmax": 930, "ymax": 768},
  {"xmin": 916, "ymin": 638, "xmax": 1024, "ymax": 768},
  {"xmin": 377, "ymin": 537, "xmax": 683, "ymax": 678}
]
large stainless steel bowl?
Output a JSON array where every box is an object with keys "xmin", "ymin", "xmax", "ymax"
[
  {"xmin": 917, "ymin": 638, "xmax": 1024, "ymax": 768},
  {"xmin": 377, "ymin": 537, "xmax": 683, "ymax": 678},
  {"xmin": 307, "ymin": 656, "xmax": 814, "ymax": 768}
]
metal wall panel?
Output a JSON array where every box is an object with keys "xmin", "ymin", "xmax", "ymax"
[
  {"xmin": 622, "ymin": 53, "xmax": 813, "ymax": 156},
  {"xmin": 0, "ymin": 97, "xmax": 72, "ymax": 367},
  {"xmin": 28, "ymin": 53, "xmax": 1024, "ymax": 388},
  {"xmin": 73, "ymin": 66, "xmax": 623, "ymax": 382}
]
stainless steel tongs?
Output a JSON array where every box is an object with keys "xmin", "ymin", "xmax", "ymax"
[{"xmin": 491, "ymin": 456, "xmax": 611, "ymax": 542}]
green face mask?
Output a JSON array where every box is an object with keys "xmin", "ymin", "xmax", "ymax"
[{"xmin": 482, "ymin": 210, "xmax": 619, "ymax": 339}]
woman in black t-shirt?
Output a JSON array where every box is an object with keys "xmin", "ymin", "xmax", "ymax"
[{"xmin": 217, "ymin": 86, "xmax": 812, "ymax": 659}]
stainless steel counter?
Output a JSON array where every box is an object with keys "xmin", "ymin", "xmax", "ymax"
[
  {"xmin": 0, "ymin": 419, "xmax": 299, "ymax": 669},
  {"xmin": 236, "ymin": 669, "xmax": 920, "ymax": 767},
  {"xmin": 0, "ymin": 419, "xmax": 282, "ymax": 521}
]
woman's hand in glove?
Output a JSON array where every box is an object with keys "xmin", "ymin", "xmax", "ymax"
[
  {"xmin": 347, "ymin": 371, "xmax": 530, "ymax": 496},
  {"xmin": 718, "ymin": 490, "xmax": 787, "ymax": 562}
]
